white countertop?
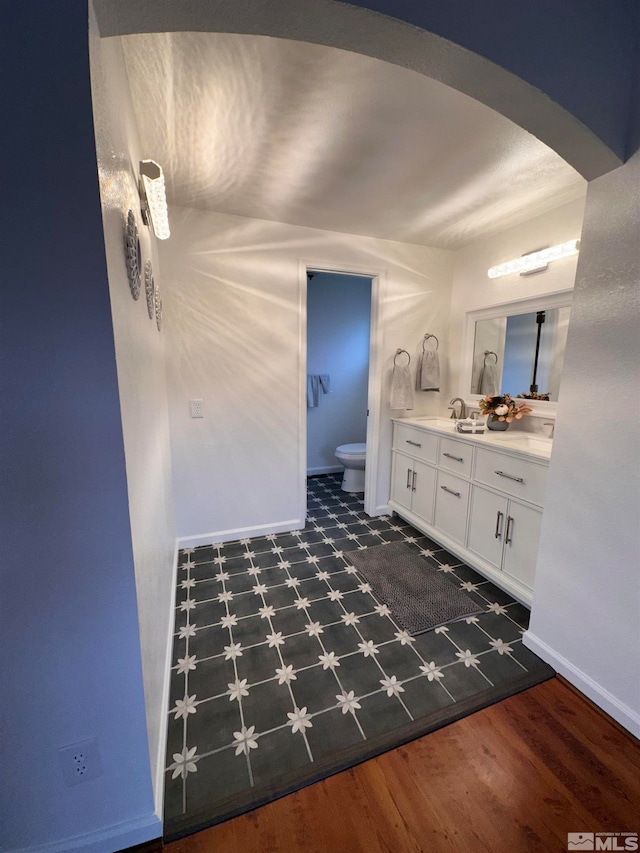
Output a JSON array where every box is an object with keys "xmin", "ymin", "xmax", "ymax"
[{"xmin": 393, "ymin": 416, "xmax": 553, "ymax": 460}]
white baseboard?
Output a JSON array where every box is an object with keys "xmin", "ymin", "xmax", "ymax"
[
  {"xmin": 523, "ymin": 631, "xmax": 640, "ymax": 739},
  {"xmin": 372, "ymin": 503, "xmax": 390, "ymax": 517},
  {"xmin": 7, "ymin": 812, "xmax": 161, "ymax": 853},
  {"xmin": 153, "ymin": 539, "xmax": 180, "ymax": 822},
  {"xmin": 307, "ymin": 465, "xmax": 343, "ymax": 475},
  {"xmin": 177, "ymin": 518, "xmax": 305, "ymax": 549}
]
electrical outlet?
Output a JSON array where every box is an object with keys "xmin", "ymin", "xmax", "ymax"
[
  {"xmin": 59, "ymin": 737, "xmax": 102, "ymax": 786},
  {"xmin": 189, "ymin": 399, "xmax": 204, "ymax": 418}
]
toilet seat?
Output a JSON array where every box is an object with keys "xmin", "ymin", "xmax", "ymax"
[{"xmin": 336, "ymin": 443, "xmax": 366, "ymax": 458}]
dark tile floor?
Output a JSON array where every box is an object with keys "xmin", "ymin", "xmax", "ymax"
[{"xmin": 164, "ymin": 474, "xmax": 548, "ymax": 832}]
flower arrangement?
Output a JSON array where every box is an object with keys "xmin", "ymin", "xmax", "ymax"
[{"xmin": 479, "ymin": 393, "xmax": 532, "ymax": 423}]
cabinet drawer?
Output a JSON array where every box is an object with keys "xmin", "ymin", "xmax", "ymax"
[
  {"xmin": 439, "ymin": 436, "xmax": 473, "ymax": 479},
  {"xmin": 434, "ymin": 471, "xmax": 470, "ymax": 544},
  {"xmin": 393, "ymin": 424, "xmax": 438, "ymax": 464},
  {"xmin": 474, "ymin": 447, "xmax": 548, "ymax": 506}
]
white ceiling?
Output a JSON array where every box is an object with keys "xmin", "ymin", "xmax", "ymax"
[{"xmin": 121, "ymin": 32, "xmax": 586, "ymax": 249}]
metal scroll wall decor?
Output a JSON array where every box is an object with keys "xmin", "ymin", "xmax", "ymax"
[
  {"xmin": 145, "ymin": 260, "xmax": 155, "ymax": 319},
  {"xmin": 124, "ymin": 210, "xmax": 142, "ymax": 300}
]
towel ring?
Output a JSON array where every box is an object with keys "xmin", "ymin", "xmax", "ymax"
[
  {"xmin": 394, "ymin": 348, "xmax": 411, "ymax": 366},
  {"xmin": 484, "ymin": 350, "xmax": 498, "ymax": 365},
  {"xmin": 422, "ymin": 334, "xmax": 439, "ymax": 352}
]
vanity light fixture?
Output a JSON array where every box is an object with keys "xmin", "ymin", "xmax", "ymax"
[
  {"xmin": 139, "ymin": 160, "xmax": 170, "ymax": 240},
  {"xmin": 488, "ymin": 239, "xmax": 580, "ymax": 279}
]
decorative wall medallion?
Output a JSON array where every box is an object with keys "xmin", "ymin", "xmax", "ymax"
[
  {"xmin": 145, "ymin": 260, "xmax": 155, "ymax": 319},
  {"xmin": 155, "ymin": 283, "xmax": 163, "ymax": 331},
  {"xmin": 124, "ymin": 209, "xmax": 142, "ymax": 300}
]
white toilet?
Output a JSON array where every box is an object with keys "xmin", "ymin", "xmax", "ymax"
[{"xmin": 335, "ymin": 443, "xmax": 366, "ymax": 493}]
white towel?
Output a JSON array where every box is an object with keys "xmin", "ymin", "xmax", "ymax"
[
  {"xmin": 390, "ymin": 364, "xmax": 414, "ymax": 410},
  {"xmin": 479, "ymin": 363, "xmax": 498, "ymax": 396},
  {"xmin": 417, "ymin": 350, "xmax": 440, "ymax": 391}
]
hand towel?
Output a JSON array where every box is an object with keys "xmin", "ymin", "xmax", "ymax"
[
  {"xmin": 307, "ymin": 374, "xmax": 320, "ymax": 408},
  {"xmin": 417, "ymin": 350, "xmax": 440, "ymax": 391},
  {"xmin": 479, "ymin": 363, "xmax": 498, "ymax": 396},
  {"xmin": 319, "ymin": 374, "xmax": 332, "ymax": 394},
  {"xmin": 390, "ymin": 364, "xmax": 414, "ymax": 410}
]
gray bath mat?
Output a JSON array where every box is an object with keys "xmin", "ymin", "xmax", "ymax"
[{"xmin": 345, "ymin": 541, "xmax": 482, "ymax": 633}]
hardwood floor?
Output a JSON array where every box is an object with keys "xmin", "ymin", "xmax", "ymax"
[{"xmin": 162, "ymin": 678, "xmax": 640, "ymax": 853}]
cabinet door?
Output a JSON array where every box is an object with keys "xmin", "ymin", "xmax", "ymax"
[
  {"xmin": 502, "ymin": 501, "xmax": 543, "ymax": 590},
  {"xmin": 410, "ymin": 459, "xmax": 437, "ymax": 524},
  {"xmin": 434, "ymin": 471, "xmax": 470, "ymax": 544},
  {"xmin": 391, "ymin": 453, "xmax": 413, "ymax": 511},
  {"xmin": 467, "ymin": 486, "xmax": 507, "ymax": 569}
]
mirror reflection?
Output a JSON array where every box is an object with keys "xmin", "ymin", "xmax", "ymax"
[{"xmin": 471, "ymin": 307, "xmax": 571, "ymax": 402}]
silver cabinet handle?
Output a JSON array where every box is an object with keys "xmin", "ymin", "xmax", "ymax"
[
  {"xmin": 406, "ymin": 468, "xmax": 412, "ymax": 489},
  {"xmin": 494, "ymin": 510, "xmax": 504, "ymax": 539},
  {"xmin": 406, "ymin": 440, "xmax": 422, "ymax": 447},
  {"xmin": 495, "ymin": 470, "xmax": 524, "ymax": 483},
  {"xmin": 412, "ymin": 471, "xmax": 417, "ymax": 492},
  {"xmin": 440, "ymin": 485, "xmax": 461, "ymax": 498},
  {"xmin": 505, "ymin": 515, "xmax": 514, "ymax": 544},
  {"xmin": 443, "ymin": 452, "xmax": 464, "ymax": 462}
]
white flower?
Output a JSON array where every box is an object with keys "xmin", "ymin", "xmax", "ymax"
[
  {"xmin": 217, "ymin": 590, "xmax": 234, "ymax": 603},
  {"xmin": 316, "ymin": 571, "xmax": 330, "ymax": 581},
  {"xmin": 305, "ymin": 555, "xmax": 320, "ymax": 565},
  {"xmin": 266, "ymin": 534, "xmax": 277, "ymax": 542},
  {"xmin": 287, "ymin": 707, "xmax": 313, "ymax": 734},
  {"xmin": 380, "ymin": 675, "xmax": 405, "ymax": 697},
  {"xmin": 347, "ymin": 532, "xmax": 359, "ymax": 540},
  {"xmin": 232, "ymin": 725, "xmax": 259, "ymax": 756},
  {"xmin": 456, "ymin": 649, "xmax": 480, "ymax": 668},
  {"xmin": 465, "ymin": 616, "xmax": 480, "ymax": 625},
  {"xmin": 336, "ymin": 690, "xmax": 361, "ymax": 715},
  {"xmin": 170, "ymin": 746, "xmax": 199, "ymax": 779},
  {"xmin": 275, "ymin": 664, "xmax": 297, "ymax": 685},
  {"xmin": 173, "ymin": 695, "xmax": 198, "ymax": 719},
  {"xmin": 389, "ymin": 525, "xmax": 402, "ymax": 532},
  {"xmin": 344, "ymin": 565, "xmax": 358, "ymax": 575},
  {"xmin": 213, "ymin": 556, "xmax": 227, "ymax": 566},
  {"xmin": 489, "ymin": 638, "xmax": 513, "ymax": 655},
  {"xmin": 252, "ymin": 583, "xmax": 268, "ymax": 596},
  {"xmin": 266, "ymin": 631, "xmax": 285, "ymax": 648},
  {"xmin": 224, "ymin": 642, "xmax": 243, "ymax": 660},
  {"xmin": 437, "ymin": 564, "xmax": 455, "ymax": 574},
  {"xmin": 358, "ymin": 639, "xmax": 379, "ymax": 657},
  {"xmin": 176, "ymin": 655, "xmax": 197, "ymax": 675},
  {"xmin": 220, "ymin": 614, "xmax": 238, "ymax": 629},
  {"xmin": 247, "ymin": 566, "xmax": 262, "ymax": 577},
  {"xmin": 178, "ymin": 624, "xmax": 196, "ymax": 639},
  {"xmin": 434, "ymin": 626, "xmax": 449, "ymax": 635},
  {"xmin": 294, "ymin": 598, "xmax": 311, "ymax": 610},
  {"xmin": 239, "ymin": 538, "xmax": 252, "ymax": 545},
  {"xmin": 341, "ymin": 612, "xmax": 360, "ymax": 626},
  {"xmin": 180, "ymin": 578, "xmax": 196, "ymax": 590},
  {"xmin": 243, "ymin": 551, "xmax": 256, "ymax": 559},
  {"xmin": 394, "ymin": 630, "xmax": 415, "ymax": 646},
  {"xmin": 278, "ymin": 561, "xmax": 291, "ymax": 570},
  {"xmin": 358, "ymin": 583, "xmax": 373, "ymax": 594},
  {"xmin": 258, "ymin": 605, "xmax": 275, "ymax": 620},
  {"xmin": 337, "ymin": 522, "xmax": 348, "ymax": 529},
  {"xmin": 460, "ymin": 581, "xmax": 479, "ymax": 592},
  {"xmin": 271, "ymin": 545, "xmax": 284, "ymax": 554},
  {"xmin": 404, "ymin": 536, "xmax": 416, "ymax": 544},
  {"xmin": 420, "ymin": 661, "xmax": 444, "ymax": 681},
  {"xmin": 334, "ymin": 551, "xmax": 345, "ymax": 559},
  {"xmin": 215, "ymin": 571, "xmax": 229, "ymax": 583},
  {"xmin": 285, "ymin": 577, "xmax": 301, "ymax": 588},
  {"xmin": 305, "ymin": 621, "xmax": 324, "ymax": 637},
  {"xmin": 322, "ymin": 538, "xmax": 335, "ymax": 546},
  {"xmin": 228, "ymin": 678, "xmax": 249, "ymax": 702},
  {"xmin": 181, "ymin": 559, "xmax": 195, "ymax": 570},
  {"xmin": 374, "ymin": 603, "xmax": 391, "ymax": 617},
  {"xmin": 179, "ymin": 599, "xmax": 195, "ymax": 612},
  {"xmin": 327, "ymin": 589, "xmax": 344, "ymax": 601},
  {"xmin": 420, "ymin": 549, "xmax": 435, "ymax": 558},
  {"xmin": 318, "ymin": 651, "xmax": 340, "ymax": 670},
  {"xmin": 486, "ymin": 602, "xmax": 508, "ymax": 616}
]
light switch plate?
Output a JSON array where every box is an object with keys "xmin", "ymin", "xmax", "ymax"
[{"xmin": 190, "ymin": 399, "xmax": 204, "ymax": 418}]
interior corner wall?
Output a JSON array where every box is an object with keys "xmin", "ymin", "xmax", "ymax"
[
  {"xmin": 525, "ymin": 148, "xmax": 640, "ymax": 737},
  {"xmin": 448, "ymin": 197, "xmax": 586, "ymax": 402},
  {"xmin": 89, "ymin": 27, "xmax": 177, "ymax": 813},
  {"xmin": 0, "ymin": 3, "xmax": 159, "ymax": 851},
  {"xmin": 159, "ymin": 207, "xmax": 453, "ymax": 541}
]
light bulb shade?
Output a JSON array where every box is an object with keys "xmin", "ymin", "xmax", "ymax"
[
  {"xmin": 488, "ymin": 239, "xmax": 580, "ymax": 279},
  {"xmin": 139, "ymin": 160, "xmax": 170, "ymax": 240}
]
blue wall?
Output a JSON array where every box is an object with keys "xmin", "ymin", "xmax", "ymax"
[{"xmin": 307, "ymin": 273, "xmax": 371, "ymax": 474}]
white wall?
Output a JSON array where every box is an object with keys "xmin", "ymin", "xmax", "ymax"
[
  {"xmin": 307, "ymin": 273, "xmax": 371, "ymax": 475},
  {"xmin": 160, "ymin": 206, "xmax": 453, "ymax": 542},
  {"xmin": 90, "ymin": 30, "xmax": 176, "ymax": 813},
  {"xmin": 525, "ymin": 149, "xmax": 640, "ymax": 737},
  {"xmin": 449, "ymin": 197, "xmax": 586, "ymax": 407}
]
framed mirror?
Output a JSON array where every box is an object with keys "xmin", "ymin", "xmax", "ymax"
[{"xmin": 461, "ymin": 289, "xmax": 573, "ymax": 416}]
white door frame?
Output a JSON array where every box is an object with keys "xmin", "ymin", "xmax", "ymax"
[{"xmin": 299, "ymin": 260, "xmax": 386, "ymax": 520}]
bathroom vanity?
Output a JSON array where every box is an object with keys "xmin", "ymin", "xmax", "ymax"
[{"xmin": 389, "ymin": 417, "xmax": 552, "ymax": 606}]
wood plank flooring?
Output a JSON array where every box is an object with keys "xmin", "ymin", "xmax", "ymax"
[{"xmin": 162, "ymin": 677, "xmax": 640, "ymax": 853}]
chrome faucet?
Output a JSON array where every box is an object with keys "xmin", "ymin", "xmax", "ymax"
[
  {"xmin": 544, "ymin": 421, "xmax": 555, "ymax": 438},
  {"xmin": 449, "ymin": 398, "xmax": 467, "ymax": 419}
]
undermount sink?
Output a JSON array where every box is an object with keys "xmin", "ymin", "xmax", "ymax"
[{"xmin": 414, "ymin": 417, "xmax": 458, "ymax": 430}]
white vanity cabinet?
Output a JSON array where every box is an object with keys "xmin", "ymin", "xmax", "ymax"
[{"xmin": 389, "ymin": 419, "xmax": 551, "ymax": 605}]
